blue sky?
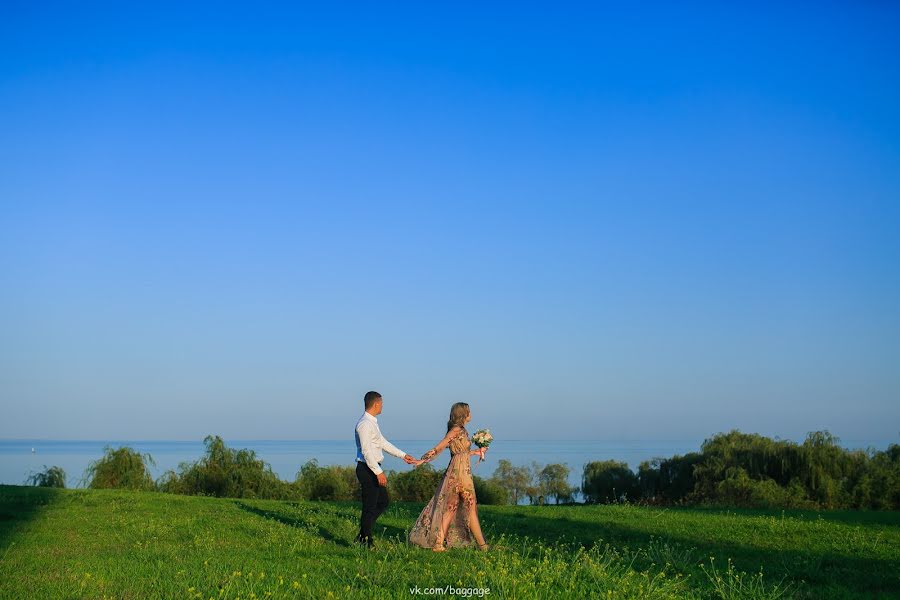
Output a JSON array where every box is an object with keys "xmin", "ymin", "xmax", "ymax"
[{"xmin": 1, "ymin": 2, "xmax": 898, "ymax": 442}]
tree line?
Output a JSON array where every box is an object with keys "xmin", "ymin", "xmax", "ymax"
[
  {"xmin": 24, "ymin": 429, "xmax": 899, "ymax": 510},
  {"xmin": 582, "ymin": 430, "xmax": 899, "ymax": 510}
]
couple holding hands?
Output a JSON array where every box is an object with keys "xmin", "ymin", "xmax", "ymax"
[{"xmin": 353, "ymin": 391, "xmax": 490, "ymax": 552}]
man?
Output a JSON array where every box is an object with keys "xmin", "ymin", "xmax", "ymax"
[{"xmin": 354, "ymin": 390, "xmax": 422, "ymax": 548}]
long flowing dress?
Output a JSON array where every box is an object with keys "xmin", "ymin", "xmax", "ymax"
[{"xmin": 408, "ymin": 426, "xmax": 479, "ymax": 549}]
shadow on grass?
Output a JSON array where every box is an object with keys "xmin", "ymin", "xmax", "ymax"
[
  {"xmin": 676, "ymin": 504, "xmax": 900, "ymax": 527},
  {"xmin": 0, "ymin": 484, "xmax": 62, "ymax": 550},
  {"xmin": 488, "ymin": 501, "xmax": 900, "ymax": 527},
  {"xmin": 302, "ymin": 500, "xmax": 411, "ymax": 545},
  {"xmin": 234, "ymin": 501, "xmax": 352, "ymax": 548},
  {"xmin": 370, "ymin": 520, "xmax": 410, "ymax": 544},
  {"xmin": 482, "ymin": 508, "xmax": 900, "ymax": 599},
  {"xmin": 237, "ymin": 499, "xmax": 414, "ymax": 547}
]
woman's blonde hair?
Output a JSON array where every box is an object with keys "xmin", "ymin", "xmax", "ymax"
[{"xmin": 447, "ymin": 402, "xmax": 470, "ymax": 432}]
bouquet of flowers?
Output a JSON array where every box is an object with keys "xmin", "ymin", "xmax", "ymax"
[{"xmin": 472, "ymin": 429, "xmax": 493, "ymax": 466}]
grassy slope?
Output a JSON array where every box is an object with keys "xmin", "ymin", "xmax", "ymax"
[{"xmin": 0, "ymin": 485, "xmax": 897, "ymax": 599}]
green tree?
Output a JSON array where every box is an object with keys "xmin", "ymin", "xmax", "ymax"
[
  {"xmin": 295, "ymin": 459, "xmax": 359, "ymax": 501},
  {"xmin": 86, "ymin": 446, "xmax": 155, "ymax": 491},
  {"xmin": 158, "ymin": 435, "xmax": 292, "ymax": 499},
  {"xmin": 26, "ymin": 465, "xmax": 66, "ymax": 488},
  {"xmin": 539, "ymin": 463, "xmax": 577, "ymax": 504},
  {"xmin": 582, "ymin": 460, "xmax": 639, "ymax": 504},
  {"xmin": 385, "ymin": 463, "xmax": 441, "ymax": 502},
  {"xmin": 473, "ymin": 474, "xmax": 507, "ymax": 505},
  {"xmin": 490, "ymin": 459, "xmax": 533, "ymax": 505},
  {"xmin": 639, "ymin": 452, "xmax": 702, "ymax": 504}
]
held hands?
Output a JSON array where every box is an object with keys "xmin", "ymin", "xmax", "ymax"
[
  {"xmin": 404, "ymin": 454, "xmax": 426, "ymax": 468},
  {"xmin": 471, "ymin": 447, "xmax": 487, "ymax": 462}
]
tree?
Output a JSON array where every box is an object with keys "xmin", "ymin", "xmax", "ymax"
[
  {"xmin": 490, "ymin": 459, "xmax": 533, "ymax": 505},
  {"xmin": 158, "ymin": 435, "xmax": 290, "ymax": 499},
  {"xmin": 85, "ymin": 446, "xmax": 155, "ymax": 490},
  {"xmin": 539, "ymin": 463, "xmax": 576, "ymax": 504},
  {"xmin": 525, "ymin": 461, "xmax": 543, "ymax": 505},
  {"xmin": 26, "ymin": 465, "xmax": 66, "ymax": 488},
  {"xmin": 387, "ymin": 463, "xmax": 442, "ymax": 502},
  {"xmin": 582, "ymin": 460, "xmax": 639, "ymax": 504}
]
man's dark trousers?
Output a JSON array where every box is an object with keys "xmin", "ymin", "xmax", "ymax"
[{"xmin": 356, "ymin": 461, "xmax": 389, "ymax": 546}]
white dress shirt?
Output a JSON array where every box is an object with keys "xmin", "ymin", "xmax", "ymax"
[{"xmin": 355, "ymin": 411, "xmax": 406, "ymax": 476}]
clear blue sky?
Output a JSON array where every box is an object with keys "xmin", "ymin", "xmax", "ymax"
[{"xmin": 1, "ymin": 2, "xmax": 898, "ymax": 443}]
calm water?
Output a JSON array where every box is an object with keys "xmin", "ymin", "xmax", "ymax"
[{"xmin": 2, "ymin": 438, "xmax": 893, "ymax": 501}]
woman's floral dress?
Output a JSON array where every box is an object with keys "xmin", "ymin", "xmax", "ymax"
[{"xmin": 408, "ymin": 426, "xmax": 478, "ymax": 549}]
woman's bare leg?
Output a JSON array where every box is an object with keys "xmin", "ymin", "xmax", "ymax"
[
  {"xmin": 466, "ymin": 503, "xmax": 487, "ymax": 547},
  {"xmin": 433, "ymin": 505, "xmax": 457, "ymax": 551}
]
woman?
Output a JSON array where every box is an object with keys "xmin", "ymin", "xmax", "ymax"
[{"xmin": 408, "ymin": 402, "xmax": 490, "ymax": 551}]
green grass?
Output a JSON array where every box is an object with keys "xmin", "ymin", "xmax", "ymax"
[{"xmin": 0, "ymin": 485, "xmax": 897, "ymax": 599}]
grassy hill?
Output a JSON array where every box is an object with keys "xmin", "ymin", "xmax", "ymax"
[{"xmin": 0, "ymin": 485, "xmax": 897, "ymax": 599}]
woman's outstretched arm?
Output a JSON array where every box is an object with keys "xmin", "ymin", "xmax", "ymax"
[{"xmin": 420, "ymin": 426, "xmax": 463, "ymax": 462}]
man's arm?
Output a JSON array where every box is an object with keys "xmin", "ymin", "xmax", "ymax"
[
  {"xmin": 378, "ymin": 428, "xmax": 421, "ymax": 465},
  {"xmin": 381, "ymin": 435, "xmax": 407, "ymax": 460},
  {"xmin": 357, "ymin": 421, "xmax": 384, "ymax": 476}
]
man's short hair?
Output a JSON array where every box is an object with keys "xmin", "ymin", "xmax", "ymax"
[{"xmin": 364, "ymin": 391, "xmax": 382, "ymax": 409}]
